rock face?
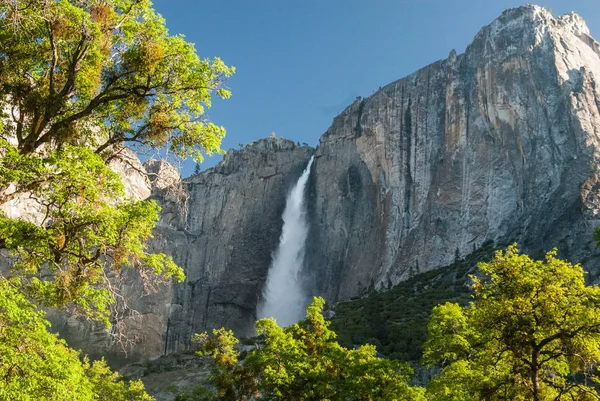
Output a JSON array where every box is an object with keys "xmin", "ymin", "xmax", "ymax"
[
  {"xmin": 303, "ymin": 5, "xmax": 600, "ymax": 301},
  {"xmin": 36, "ymin": 5, "xmax": 600, "ymax": 368},
  {"xmin": 152, "ymin": 139, "xmax": 314, "ymax": 355},
  {"xmin": 43, "ymin": 139, "xmax": 314, "ymax": 366}
]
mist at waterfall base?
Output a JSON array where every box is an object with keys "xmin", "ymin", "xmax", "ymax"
[{"xmin": 258, "ymin": 157, "xmax": 314, "ymax": 327}]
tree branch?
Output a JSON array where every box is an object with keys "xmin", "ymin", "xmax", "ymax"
[
  {"xmin": 46, "ymin": 19, "xmax": 58, "ymax": 97},
  {"xmin": 112, "ymin": 0, "xmax": 143, "ymax": 31}
]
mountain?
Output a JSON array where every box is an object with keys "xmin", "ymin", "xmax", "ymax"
[
  {"xmin": 305, "ymin": 4, "xmax": 600, "ymax": 300},
  {"xmin": 47, "ymin": 5, "xmax": 600, "ymax": 367}
]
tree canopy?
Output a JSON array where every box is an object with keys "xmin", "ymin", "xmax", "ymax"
[
  {"xmin": 193, "ymin": 297, "xmax": 426, "ymax": 401},
  {"xmin": 0, "ymin": 0, "xmax": 234, "ymax": 160},
  {"xmin": 0, "ymin": 0, "xmax": 233, "ymax": 398},
  {"xmin": 189, "ymin": 247, "xmax": 600, "ymax": 400},
  {"xmin": 0, "ymin": 277, "xmax": 152, "ymax": 400},
  {"xmin": 0, "ymin": 0, "xmax": 233, "ymax": 325},
  {"xmin": 423, "ymin": 245, "xmax": 600, "ymax": 400}
]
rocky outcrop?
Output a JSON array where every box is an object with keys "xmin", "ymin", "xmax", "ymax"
[
  {"xmin": 303, "ymin": 5, "xmax": 600, "ymax": 301},
  {"xmin": 149, "ymin": 139, "xmax": 314, "ymax": 355},
  {"xmin": 108, "ymin": 148, "xmax": 152, "ymax": 200}
]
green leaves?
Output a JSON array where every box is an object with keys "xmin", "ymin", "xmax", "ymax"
[
  {"xmin": 195, "ymin": 297, "xmax": 426, "ymax": 401},
  {"xmin": 0, "ymin": 0, "xmax": 234, "ymax": 160},
  {"xmin": 0, "ymin": 0, "xmax": 233, "ymax": 325},
  {"xmin": 424, "ymin": 245, "xmax": 600, "ymax": 400},
  {"xmin": 0, "ymin": 0, "xmax": 231, "ymax": 327},
  {"xmin": 0, "ymin": 278, "xmax": 152, "ymax": 400},
  {"xmin": 423, "ymin": 302, "xmax": 474, "ymax": 366},
  {"xmin": 0, "ymin": 1, "xmax": 231, "ymax": 399},
  {"xmin": 0, "ymin": 141, "xmax": 184, "ymax": 327}
]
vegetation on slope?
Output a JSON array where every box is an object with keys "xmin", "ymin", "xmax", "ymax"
[
  {"xmin": 194, "ymin": 245, "xmax": 600, "ymax": 400},
  {"xmin": 330, "ymin": 243, "xmax": 496, "ymax": 362}
]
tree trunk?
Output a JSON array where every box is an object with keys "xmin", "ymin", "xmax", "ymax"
[{"xmin": 531, "ymin": 349, "xmax": 540, "ymax": 401}]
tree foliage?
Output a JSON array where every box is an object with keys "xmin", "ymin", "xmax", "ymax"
[
  {"xmin": 194, "ymin": 297, "xmax": 425, "ymax": 401},
  {"xmin": 0, "ymin": 277, "xmax": 152, "ymax": 400},
  {"xmin": 0, "ymin": 141, "xmax": 183, "ymax": 325},
  {"xmin": 0, "ymin": 1, "xmax": 232, "ymax": 398},
  {"xmin": 424, "ymin": 245, "xmax": 600, "ymax": 400},
  {"xmin": 0, "ymin": 0, "xmax": 234, "ymax": 160},
  {"xmin": 0, "ymin": 0, "xmax": 233, "ymax": 324}
]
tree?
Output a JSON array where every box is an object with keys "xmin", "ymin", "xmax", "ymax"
[
  {"xmin": 0, "ymin": 1, "xmax": 232, "ymax": 398},
  {"xmin": 0, "ymin": 143, "xmax": 185, "ymax": 325},
  {"xmin": 423, "ymin": 245, "xmax": 600, "ymax": 400},
  {"xmin": 0, "ymin": 277, "xmax": 152, "ymax": 400},
  {"xmin": 0, "ymin": 0, "xmax": 234, "ymax": 161},
  {"xmin": 194, "ymin": 297, "xmax": 426, "ymax": 401},
  {"xmin": 0, "ymin": 0, "xmax": 233, "ymax": 324}
]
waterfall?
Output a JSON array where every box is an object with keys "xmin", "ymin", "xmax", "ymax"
[{"xmin": 258, "ymin": 156, "xmax": 314, "ymax": 326}]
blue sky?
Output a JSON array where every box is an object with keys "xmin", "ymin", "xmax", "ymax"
[{"xmin": 151, "ymin": 0, "xmax": 600, "ymax": 176}]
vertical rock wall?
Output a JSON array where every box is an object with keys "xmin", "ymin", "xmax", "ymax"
[
  {"xmin": 304, "ymin": 5, "xmax": 600, "ymax": 301},
  {"xmin": 153, "ymin": 139, "xmax": 314, "ymax": 354}
]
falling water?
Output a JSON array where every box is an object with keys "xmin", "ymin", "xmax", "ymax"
[{"xmin": 257, "ymin": 156, "xmax": 314, "ymax": 326}]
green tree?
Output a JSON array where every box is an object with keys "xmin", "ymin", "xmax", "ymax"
[
  {"xmin": 0, "ymin": 0, "xmax": 233, "ymax": 324},
  {"xmin": 423, "ymin": 245, "xmax": 600, "ymax": 400},
  {"xmin": 0, "ymin": 0, "xmax": 233, "ymax": 160},
  {"xmin": 0, "ymin": 143, "xmax": 184, "ymax": 325},
  {"xmin": 0, "ymin": 277, "xmax": 152, "ymax": 400},
  {"xmin": 194, "ymin": 297, "xmax": 425, "ymax": 401},
  {"xmin": 0, "ymin": 1, "xmax": 232, "ymax": 398}
]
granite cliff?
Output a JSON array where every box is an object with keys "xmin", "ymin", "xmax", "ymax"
[
  {"xmin": 43, "ymin": 138, "xmax": 314, "ymax": 366},
  {"xmin": 37, "ymin": 5, "xmax": 600, "ymax": 368},
  {"xmin": 304, "ymin": 5, "xmax": 600, "ymax": 301},
  {"xmin": 151, "ymin": 139, "xmax": 314, "ymax": 354}
]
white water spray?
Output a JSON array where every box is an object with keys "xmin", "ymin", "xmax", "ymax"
[{"xmin": 258, "ymin": 156, "xmax": 314, "ymax": 326}]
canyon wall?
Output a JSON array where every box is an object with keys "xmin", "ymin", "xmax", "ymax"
[
  {"xmin": 39, "ymin": 5, "xmax": 600, "ymax": 366},
  {"xmin": 304, "ymin": 5, "xmax": 600, "ymax": 301}
]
